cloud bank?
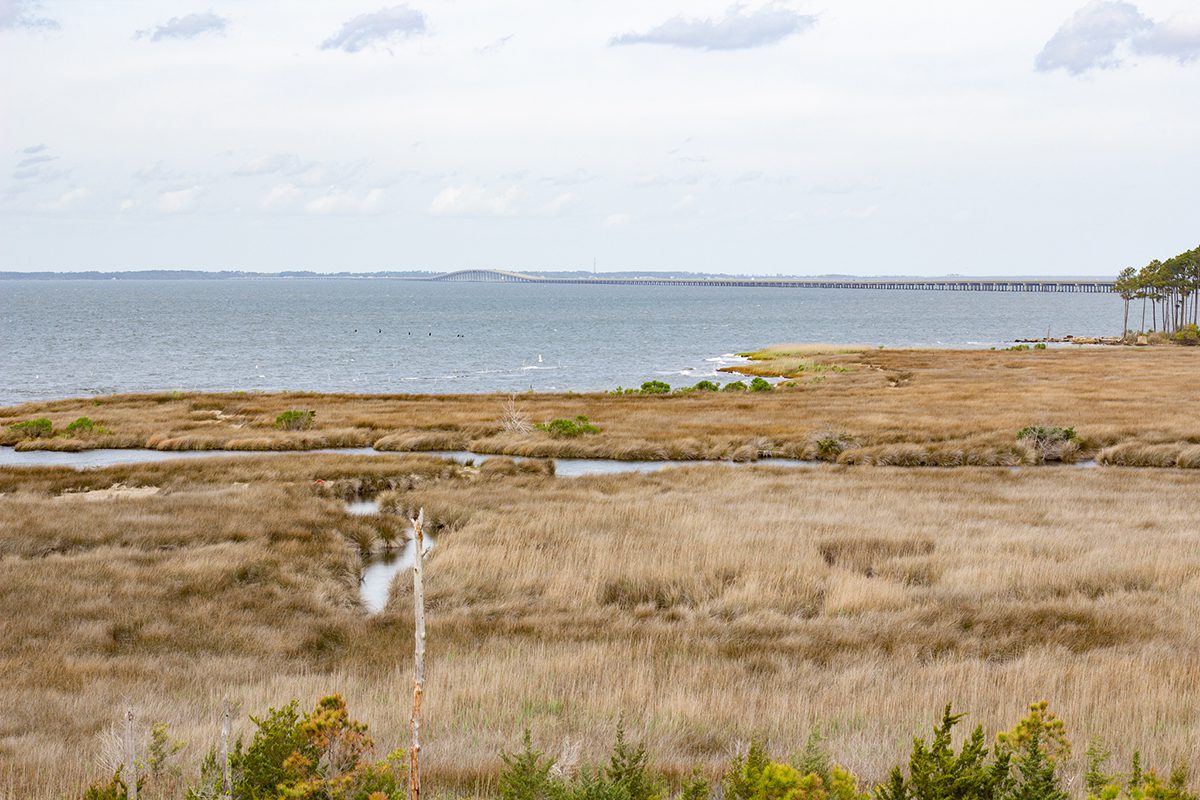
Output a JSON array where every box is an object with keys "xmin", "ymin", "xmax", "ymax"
[
  {"xmin": 0, "ymin": 0, "xmax": 58, "ymax": 30},
  {"xmin": 429, "ymin": 185, "xmax": 517, "ymax": 216},
  {"xmin": 1037, "ymin": 1, "xmax": 1200, "ymax": 73},
  {"xmin": 136, "ymin": 11, "xmax": 228, "ymax": 42},
  {"xmin": 321, "ymin": 5, "xmax": 426, "ymax": 53},
  {"xmin": 610, "ymin": 3, "xmax": 816, "ymax": 51}
]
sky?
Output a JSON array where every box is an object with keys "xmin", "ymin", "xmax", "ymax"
[{"xmin": 1, "ymin": 0, "xmax": 1199, "ymax": 276}]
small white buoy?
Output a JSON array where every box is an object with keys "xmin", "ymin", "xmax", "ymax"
[{"xmin": 538, "ymin": 354, "xmax": 543, "ymax": 363}]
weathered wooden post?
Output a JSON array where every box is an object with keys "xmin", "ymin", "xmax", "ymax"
[
  {"xmin": 409, "ymin": 508, "xmax": 427, "ymax": 800},
  {"xmin": 124, "ymin": 707, "xmax": 138, "ymax": 800},
  {"xmin": 220, "ymin": 696, "xmax": 233, "ymax": 800}
]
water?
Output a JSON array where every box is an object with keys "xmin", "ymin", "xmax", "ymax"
[
  {"xmin": 359, "ymin": 533, "xmax": 434, "ymax": 614},
  {"xmin": 0, "ymin": 279, "xmax": 1121, "ymax": 406},
  {"xmin": 0, "ymin": 445, "xmax": 822, "ymax": 473},
  {"xmin": 0, "ymin": 445, "xmax": 1099, "ymax": 472},
  {"xmin": 0, "ymin": 446, "xmax": 380, "ymax": 469},
  {"xmin": 411, "ymin": 450, "xmax": 820, "ymax": 476}
]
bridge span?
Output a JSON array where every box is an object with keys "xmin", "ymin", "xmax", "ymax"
[{"xmin": 431, "ymin": 269, "xmax": 1115, "ymax": 293}]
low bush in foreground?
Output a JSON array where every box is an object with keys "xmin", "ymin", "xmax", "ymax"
[
  {"xmin": 749, "ymin": 377, "xmax": 773, "ymax": 392},
  {"xmin": 76, "ymin": 698, "xmax": 1200, "ymax": 800},
  {"xmin": 187, "ymin": 694, "xmax": 406, "ymax": 800}
]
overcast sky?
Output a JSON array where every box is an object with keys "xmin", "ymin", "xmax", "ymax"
[{"xmin": 2, "ymin": 1, "xmax": 1198, "ymax": 275}]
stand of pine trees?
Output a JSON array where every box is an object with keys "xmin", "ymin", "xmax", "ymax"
[{"xmin": 1114, "ymin": 246, "xmax": 1200, "ymax": 339}]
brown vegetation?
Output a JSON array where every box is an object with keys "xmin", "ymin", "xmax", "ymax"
[
  {"xmin": 3, "ymin": 346, "xmax": 1199, "ymax": 466},
  {"xmin": 2, "ymin": 456, "xmax": 1199, "ymax": 797}
]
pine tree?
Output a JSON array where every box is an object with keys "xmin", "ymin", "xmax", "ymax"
[
  {"xmin": 1001, "ymin": 727, "xmax": 1067, "ymax": 800},
  {"xmin": 500, "ymin": 730, "xmax": 562, "ymax": 800}
]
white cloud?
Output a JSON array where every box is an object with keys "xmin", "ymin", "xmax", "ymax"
[
  {"xmin": 136, "ymin": 11, "xmax": 228, "ymax": 42},
  {"xmin": 0, "ymin": 0, "xmax": 58, "ymax": 30},
  {"xmin": 1035, "ymin": 1, "xmax": 1150, "ymax": 73},
  {"xmin": 430, "ymin": 185, "xmax": 518, "ymax": 216},
  {"xmin": 234, "ymin": 153, "xmax": 313, "ymax": 177},
  {"xmin": 1037, "ymin": 1, "xmax": 1200, "ymax": 73},
  {"xmin": 134, "ymin": 161, "xmax": 190, "ymax": 184},
  {"xmin": 541, "ymin": 192, "xmax": 576, "ymax": 214},
  {"xmin": 43, "ymin": 187, "xmax": 88, "ymax": 210},
  {"xmin": 119, "ymin": 199, "xmax": 136, "ymax": 212},
  {"xmin": 603, "ymin": 212, "xmax": 631, "ymax": 228},
  {"xmin": 158, "ymin": 186, "xmax": 201, "ymax": 213},
  {"xmin": 304, "ymin": 187, "xmax": 385, "ymax": 214},
  {"xmin": 261, "ymin": 183, "xmax": 301, "ymax": 209},
  {"xmin": 610, "ymin": 3, "xmax": 816, "ymax": 50},
  {"xmin": 1133, "ymin": 14, "xmax": 1200, "ymax": 62},
  {"xmin": 321, "ymin": 5, "xmax": 426, "ymax": 53}
]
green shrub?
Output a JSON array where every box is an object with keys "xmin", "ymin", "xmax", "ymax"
[
  {"xmin": 604, "ymin": 722, "xmax": 661, "ymax": 800},
  {"xmin": 64, "ymin": 416, "xmax": 111, "ymax": 436},
  {"xmin": 146, "ymin": 722, "xmax": 185, "ymax": 783},
  {"xmin": 9, "ymin": 417, "xmax": 52, "ymax": 438},
  {"xmin": 537, "ymin": 416, "xmax": 601, "ymax": 438},
  {"xmin": 1174, "ymin": 324, "xmax": 1200, "ymax": 345},
  {"xmin": 725, "ymin": 741, "xmax": 769, "ymax": 800},
  {"xmin": 275, "ymin": 409, "xmax": 315, "ymax": 431},
  {"xmin": 500, "ymin": 730, "xmax": 563, "ymax": 800},
  {"xmin": 814, "ymin": 433, "xmax": 853, "ymax": 461},
  {"xmin": 691, "ymin": 380, "xmax": 720, "ymax": 392},
  {"xmin": 726, "ymin": 738, "xmax": 863, "ymax": 800},
  {"xmin": 65, "ymin": 416, "xmax": 96, "ymax": 434},
  {"xmin": 877, "ymin": 705, "xmax": 1012, "ymax": 800},
  {"xmin": 1006, "ymin": 344, "xmax": 1032, "ymax": 351},
  {"xmin": 1017, "ymin": 425, "xmax": 1080, "ymax": 463},
  {"xmin": 1017, "ymin": 426, "xmax": 1078, "ymax": 445},
  {"xmin": 721, "ymin": 381, "xmax": 748, "ymax": 392},
  {"xmin": 1034, "ymin": 343, "xmax": 1048, "ymax": 350},
  {"xmin": 680, "ymin": 771, "xmax": 711, "ymax": 800},
  {"xmin": 639, "ymin": 381, "xmax": 671, "ymax": 395},
  {"xmin": 1084, "ymin": 737, "xmax": 1115, "ymax": 798},
  {"xmin": 749, "ymin": 377, "xmax": 773, "ymax": 392},
  {"xmin": 187, "ymin": 696, "xmax": 405, "ymax": 800},
  {"xmin": 81, "ymin": 769, "xmax": 140, "ymax": 800}
]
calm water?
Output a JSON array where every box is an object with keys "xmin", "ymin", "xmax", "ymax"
[{"xmin": 0, "ymin": 279, "xmax": 1121, "ymax": 405}]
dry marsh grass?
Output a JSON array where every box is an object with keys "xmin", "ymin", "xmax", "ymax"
[
  {"xmin": 2, "ymin": 457, "xmax": 1200, "ymax": 797},
  {"xmin": 3, "ymin": 347, "xmax": 1200, "ymax": 465}
]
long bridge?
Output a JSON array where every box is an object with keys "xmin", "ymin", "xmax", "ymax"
[{"xmin": 431, "ymin": 269, "xmax": 1115, "ymax": 293}]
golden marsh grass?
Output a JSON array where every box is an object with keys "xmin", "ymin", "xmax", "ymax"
[{"xmin": 2, "ymin": 455, "xmax": 1199, "ymax": 796}]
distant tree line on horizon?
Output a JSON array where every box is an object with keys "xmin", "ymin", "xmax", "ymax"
[{"xmin": 1114, "ymin": 245, "xmax": 1200, "ymax": 339}]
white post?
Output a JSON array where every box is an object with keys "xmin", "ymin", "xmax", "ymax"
[
  {"xmin": 409, "ymin": 508, "xmax": 427, "ymax": 800},
  {"xmin": 221, "ymin": 696, "xmax": 232, "ymax": 800},
  {"xmin": 124, "ymin": 707, "xmax": 138, "ymax": 800}
]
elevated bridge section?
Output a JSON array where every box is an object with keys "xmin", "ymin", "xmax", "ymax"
[{"xmin": 429, "ymin": 270, "xmax": 1114, "ymax": 293}]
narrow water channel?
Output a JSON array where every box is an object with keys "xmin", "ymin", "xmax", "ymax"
[
  {"xmin": 347, "ymin": 498, "xmax": 434, "ymax": 614},
  {"xmin": 0, "ymin": 445, "xmax": 1100, "ymax": 474},
  {"xmin": 0, "ymin": 445, "xmax": 823, "ymax": 474}
]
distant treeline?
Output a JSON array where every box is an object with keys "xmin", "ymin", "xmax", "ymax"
[{"xmin": 1114, "ymin": 245, "xmax": 1200, "ymax": 336}]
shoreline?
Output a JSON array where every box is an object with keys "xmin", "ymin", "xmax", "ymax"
[{"xmin": 4, "ymin": 345, "xmax": 1200, "ymax": 468}]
